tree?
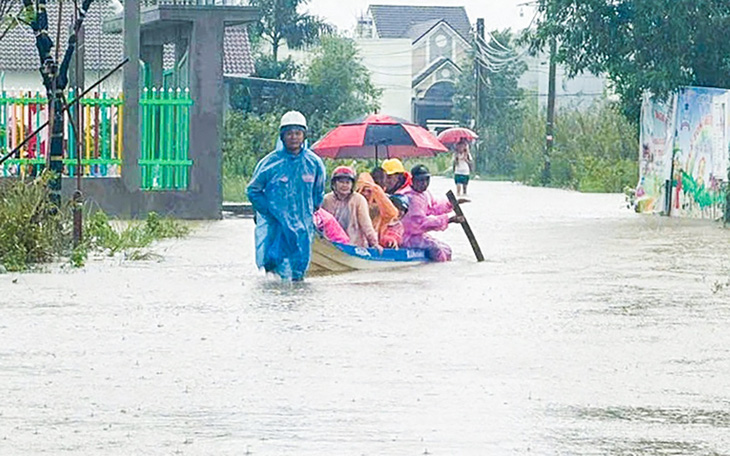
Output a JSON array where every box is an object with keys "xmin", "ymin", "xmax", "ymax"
[
  {"xmin": 0, "ymin": 0, "xmax": 33, "ymax": 43},
  {"xmin": 252, "ymin": 54, "xmax": 299, "ymax": 80},
  {"xmin": 453, "ymin": 30, "xmax": 527, "ymax": 175},
  {"xmin": 21, "ymin": 0, "xmax": 94, "ymax": 206},
  {"xmin": 526, "ymin": 0, "xmax": 730, "ymax": 120},
  {"xmin": 302, "ymin": 35, "xmax": 381, "ymax": 139},
  {"xmin": 248, "ymin": 0, "xmax": 333, "ymax": 63}
]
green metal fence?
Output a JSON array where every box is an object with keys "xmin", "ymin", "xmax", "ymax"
[
  {"xmin": 140, "ymin": 87, "xmax": 193, "ymax": 190},
  {"xmin": 1, "ymin": 87, "xmax": 193, "ymax": 191}
]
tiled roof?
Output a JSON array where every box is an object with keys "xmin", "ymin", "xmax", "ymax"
[
  {"xmin": 223, "ymin": 25, "xmax": 255, "ymax": 76},
  {"xmin": 0, "ymin": 0, "xmax": 123, "ymax": 71},
  {"xmin": 368, "ymin": 4, "xmax": 471, "ymax": 42},
  {"xmin": 0, "ymin": 0, "xmax": 254, "ymax": 75},
  {"xmin": 404, "ymin": 19, "xmax": 440, "ymax": 42}
]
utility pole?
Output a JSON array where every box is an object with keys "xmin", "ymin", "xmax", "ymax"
[
  {"xmin": 518, "ymin": 0, "xmax": 554, "ymax": 184},
  {"xmin": 544, "ymin": 36, "xmax": 556, "ymax": 185},
  {"xmin": 475, "ymin": 18, "xmax": 484, "ymax": 131}
]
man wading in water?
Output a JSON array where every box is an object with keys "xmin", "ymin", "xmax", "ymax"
[{"xmin": 247, "ymin": 111, "xmax": 327, "ymax": 281}]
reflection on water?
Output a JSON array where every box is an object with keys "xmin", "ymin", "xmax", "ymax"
[
  {"xmin": 574, "ymin": 405, "xmax": 730, "ymax": 426},
  {"xmin": 2, "ymin": 179, "xmax": 730, "ymax": 455}
]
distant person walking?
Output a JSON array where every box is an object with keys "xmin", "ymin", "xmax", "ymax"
[
  {"xmin": 246, "ymin": 111, "xmax": 326, "ymax": 281},
  {"xmin": 452, "ymin": 138, "xmax": 473, "ymax": 196}
]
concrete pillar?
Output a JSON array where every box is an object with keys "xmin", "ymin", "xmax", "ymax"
[
  {"xmin": 69, "ymin": 26, "xmax": 84, "ymax": 91},
  {"xmin": 188, "ymin": 15, "xmax": 224, "ymax": 219},
  {"xmin": 141, "ymin": 45, "xmax": 164, "ymax": 88},
  {"xmin": 123, "ymin": 0, "xmax": 141, "ymax": 196}
]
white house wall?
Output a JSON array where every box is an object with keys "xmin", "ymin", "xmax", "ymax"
[
  {"xmin": 1, "ymin": 70, "xmax": 123, "ymax": 94},
  {"xmin": 519, "ymin": 53, "xmax": 608, "ymax": 111},
  {"xmin": 356, "ymin": 38, "xmax": 413, "ymax": 121}
]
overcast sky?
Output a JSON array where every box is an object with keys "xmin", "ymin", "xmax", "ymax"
[{"xmin": 305, "ymin": 0, "xmax": 537, "ymax": 35}]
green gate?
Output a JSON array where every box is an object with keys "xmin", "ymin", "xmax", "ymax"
[{"xmin": 139, "ymin": 86, "xmax": 193, "ymax": 190}]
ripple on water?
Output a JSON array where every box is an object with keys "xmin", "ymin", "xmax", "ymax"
[{"xmin": 571, "ymin": 405, "xmax": 730, "ymax": 427}]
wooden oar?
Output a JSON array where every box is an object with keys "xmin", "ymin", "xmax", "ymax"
[{"xmin": 446, "ymin": 190, "xmax": 484, "ymax": 262}]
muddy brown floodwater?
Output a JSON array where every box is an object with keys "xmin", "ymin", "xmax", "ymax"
[{"xmin": 2, "ymin": 178, "xmax": 730, "ymax": 455}]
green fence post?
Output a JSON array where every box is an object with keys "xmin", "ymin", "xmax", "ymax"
[
  {"xmin": 152, "ymin": 86, "xmax": 160, "ymax": 189},
  {"xmin": 183, "ymin": 87, "xmax": 190, "ymax": 189},
  {"xmin": 143, "ymin": 87, "xmax": 149, "ymax": 189},
  {"xmin": 166, "ymin": 87, "xmax": 174, "ymax": 189},
  {"xmin": 174, "ymin": 87, "xmax": 181, "ymax": 189},
  {"xmin": 161, "ymin": 86, "xmax": 168, "ymax": 189}
]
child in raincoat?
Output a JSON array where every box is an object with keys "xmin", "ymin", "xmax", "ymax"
[
  {"xmin": 356, "ymin": 171, "xmax": 398, "ymax": 242},
  {"xmin": 313, "ymin": 208, "xmax": 350, "ymax": 244},
  {"xmin": 246, "ymin": 111, "xmax": 327, "ymax": 281},
  {"xmin": 379, "ymin": 194, "xmax": 408, "ymax": 249},
  {"xmin": 401, "ymin": 164, "xmax": 465, "ymax": 262}
]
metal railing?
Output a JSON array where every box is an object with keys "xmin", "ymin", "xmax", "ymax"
[
  {"xmin": 140, "ymin": 87, "xmax": 193, "ymax": 191},
  {"xmin": 0, "ymin": 89, "xmax": 123, "ymax": 179},
  {"xmin": 1, "ymin": 87, "xmax": 193, "ymax": 191}
]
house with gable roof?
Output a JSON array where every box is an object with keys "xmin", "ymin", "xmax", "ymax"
[{"xmin": 355, "ymin": 4, "xmax": 472, "ymax": 128}]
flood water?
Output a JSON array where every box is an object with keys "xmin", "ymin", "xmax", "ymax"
[{"xmin": 2, "ymin": 178, "xmax": 730, "ymax": 455}]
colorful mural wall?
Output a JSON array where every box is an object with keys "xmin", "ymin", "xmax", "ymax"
[{"xmin": 636, "ymin": 87, "xmax": 729, "ymax": 219}]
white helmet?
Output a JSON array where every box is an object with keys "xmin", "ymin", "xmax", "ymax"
[{"xmin": 279, "ymin": 110, "xmax": 307, "ymax": 130}]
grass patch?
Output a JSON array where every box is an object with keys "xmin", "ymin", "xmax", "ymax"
[
  {"xmin": 1, "ymin": 175, "xmax": 190, "ymax": 272},
  {"xmin": 0, "ymin": 175, "xmax": 69, "ymax": 272}
]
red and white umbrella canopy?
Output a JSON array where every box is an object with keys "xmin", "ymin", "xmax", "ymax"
[
  {"xmin": 437, "ymin": 127, "xmax": 479, "ymax": 146},
  {"xmin": 312, "ymin": 114, "xmax": 448, "ymax": 160}
]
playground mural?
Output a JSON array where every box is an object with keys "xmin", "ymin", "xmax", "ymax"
[{"xmin": 636, "ymin": 87, "xmax": 729, "ymax": 219}]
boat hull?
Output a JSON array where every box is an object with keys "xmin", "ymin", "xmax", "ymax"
[{"xmin": 309, "ymin": 237, "xmax": 428, "ymax": 274}]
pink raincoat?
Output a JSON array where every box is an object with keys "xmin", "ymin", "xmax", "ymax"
[
  {"xmin": 313, "ymin": 208, "xmax": 350, "ymax": 244},
  {"xmin": 400, "ymin": 189, "xmax": 453, "ymax": 262}
]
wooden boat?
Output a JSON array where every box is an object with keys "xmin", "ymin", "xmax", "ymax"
[{"xmin": 309, "ymin": 236, "xmax": 428, "ymax": 274}]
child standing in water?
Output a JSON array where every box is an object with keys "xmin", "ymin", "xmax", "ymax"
[{"xmin": 452, "ymin": 138, "xmax": 473, "ymax": 196}]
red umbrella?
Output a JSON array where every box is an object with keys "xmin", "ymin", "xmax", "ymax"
[
  {"xmin": 312, "ymin": 114, "xmax": 448, "ymax": 160},
  {"xmin": 437, "ymin": 127, "xmax": 479, "ymax": 146}
]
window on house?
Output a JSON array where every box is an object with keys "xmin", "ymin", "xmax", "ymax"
[{"xmin": 429, "ymin": 30, "xmax": 452, "ymax": 61}]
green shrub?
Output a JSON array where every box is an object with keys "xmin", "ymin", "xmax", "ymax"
[
  {"xmin": 510, "ymin": 101, "xmax": 639, "ymax": 192},
  {"xmin": 1, "ymin": 175, "xmax": 190, "ymax": 271},
  {"xmin": 84, "ymin": 211, "xmax": 189, "ymax": 255},
  {"xmin": 0, "ymin": 175, "xmax": 69, "ymax": 271},
  {"xmin": 222, "ymin": 111, "xmax": 280, "ymax": 202}
]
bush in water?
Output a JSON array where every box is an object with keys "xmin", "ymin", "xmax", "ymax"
[
  {"xmin": 0, "ymin": 175, "xmax": 190, "ymax": 272},
  {"xmin": 510, "ymin": 101, "xmax": 639, "ymax": 193},
  {"xmin": 0, "ymin": 174, "xmax": 68, "ymax": 272}
]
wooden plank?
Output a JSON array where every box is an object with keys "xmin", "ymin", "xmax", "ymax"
[{"xmin": 446, "ymin": 190, "xmax": 485, "ymax": 262}]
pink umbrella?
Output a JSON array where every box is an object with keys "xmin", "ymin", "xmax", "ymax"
[
  {"xmin": 312, "ymin": 114, "xmax": 448, "ymax": 161},
  {"xmin": 437, "ymin": 127, "xmax": 479, "ymax": 146}
]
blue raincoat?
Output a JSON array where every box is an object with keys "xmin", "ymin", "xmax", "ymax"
[{"xmin": 246, "ymin": 139, "xmax": 326, "ymax": 280}]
